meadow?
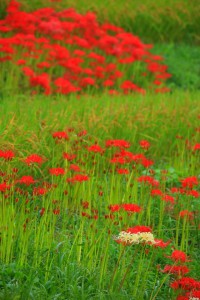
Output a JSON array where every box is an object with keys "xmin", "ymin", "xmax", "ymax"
[{"xmin": 0, "ymin": 1, "xmax": 200, "ymax": 300}]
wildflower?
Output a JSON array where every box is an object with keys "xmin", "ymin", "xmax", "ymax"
[
  {"xmin": 117, "ymin": 168, "xmax": 129, "ymax": 174},
  {"xmin": 70, "ymin": 164, "xmax": 81, "ymax": 172},
  {"xmin": 25, "ymin": 154, "xmax": 43, "ymax": 165},
  {"xmin": 33, "ymin": 187, "xmax": 48, "ymax": 196},
  {"xmin": 63, "ymin": 152, "xmax": 76, "ymax": 161},
  {"xmin": 163, "ymin": 265, "xmax": 190, "ymax": 276},
  {"xmin": 106, "ymin": 139, "xmax": 130, "ymax": 149},
  {"xmin": 122, "ymin": 203, "xmax": 141, "ymax": 213},
  {"xmin": 139, "ymin": 140, "xmax": 150, "ymax": 150},
  {"xmin": 162, "ymin": 194, "xmax": 175, "ymax": 204},
  {"xmin": 109, "ymin": 204, "xmax": 121, "ymax": 212},
  {"xmin": 0, "ymin": 150, "xmax": 15, "ymax": 161},
  {"xmin": 17, "ymin": 176, "xmax": 35, "ymax": 186},
  {"xmin": 181, "ymin": 177, "xmax": 198, "ymax": 189},
  {"xmin": 88, "ymin": 144, "xmax": 104, "ymax": 153},
  {"xmin": 179, "ymin": 210, "xmax": 194, "ymax": 221},
  {"xmin": 52, "ymin": 131, "xmax": 69, "ymax": 140},
  {"xmin": 0, "ymin": 182, "xmax": 11, "ymax": 192},
  {"xmin": 168, "ymin": 250, "xmax": 190, "ymax": 263},
  {"xmin": 193, "ymin": 143, "xmax": 200, "ymax": 151},
  {"xmin": 49, "ymin": 167, "xmax": 65, "ymax": 176},
  {"xmin": 153, "ymin": 239, "xmax": 171, "ymax": 248},
  {"xmin": 67, "ymin": 174, "xmax": 89, "ymax": 183},
  {"xmin": 171, "ymin": 277, "xmax": 200, "ymax": 291}
]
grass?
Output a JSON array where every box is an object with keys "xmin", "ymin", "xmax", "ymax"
[{"xmin": 0, "ymin": 91, "xmax": 200, "ymax": 299}]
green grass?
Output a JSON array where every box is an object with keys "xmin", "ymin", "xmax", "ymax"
[{"xmin": 0, "ymin": 91, "xmax": 199, "ymax": 299}]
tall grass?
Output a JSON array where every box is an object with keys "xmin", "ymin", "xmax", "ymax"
[{"xmin": 0, "ymin": 92, "xmax": 199, "ymax": 299}]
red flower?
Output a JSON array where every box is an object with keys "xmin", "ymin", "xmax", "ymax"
[
  {"xmin": 162, "ymin": 194, "xmax": 175, "ymax": 204},
  {"xmin": 117, "ymin": 168, "xmax": 129, "ymax": 174},
  {"xmin": 106, "ymin": 139, "xmax": 130, "ymax": 149},
  {"xmin": 67, "ymin": 174, "xmax": 89, "ymax": 183},
  {"xmin": 0, "ymin": 150, "xmax": 15, "ymax": 161},
  {"xmin": 122, "ymin": 203, "xmax": 141, "ymax": 213},
  {"xmin": 153, "ymin": 239, "xmax": 171, "ymax": 248},
  {"xmin": 49, "ymin": 168, "xmax": 65, "ymax": 176},
  {"xmin": 25, "ymin": 154, "xmax": 43, "ymax": 165},
  {"xmin": 33, "ymin": 187, "xmax": 48, "ymax": 196},
  {"xmin": 193, "ymin": 143, "xmax": 200, "ymax": 151},
  {"xmin": 179, "ymin": 210, "xmax": 194, "ymax": 221},
  {"xmin": 88, "ymin": 144, "xmax": 104, "ymax": 153},
  {"xmin": 151, "ymin": 189, "xmax": 163, "ymax": 197},
  {"xmin": 70, "ymin": 164, "xmax": 81, "ymax": 172},
  {"xmin": 139, "ymin": 140, "xmax": 150, "ymax": 150},
  {"xmin": 168, "ymin": 250, "xmax": 190, "ymax": 263},
  {"xmin": 109, "ymin": 204, "xmax": 120, "ymax": 212},
  {"xmin": 126, "ymin": 225, "xmax": 152, "ymax": 234},
  {"xmin": 82, "ymin": 201, "xmax": 89, "ymax": 209},
  {"xmin": 163, "ymin": 265, "xmax": 190, "ymax": 276},
  {"xmin": 63, "ymin": 152, "xmax": 76, "ymax": 161},
  {"xmin": 52, "ymin": 131, "xmax": 69, "ymax": 140},
  {"xmin": 0, "ymin": 182, "xmax": 11, "ymax": 192},
  {"xmin": 181, "ymin": 176, "xmax": 198, "ymax": 189},
  {"xmin": 18, "ymin": 176, "xmax": 35, "ymax": 186},
  {"xmin": 171, "ymin": 277, "xmax": 200, "ymax": 291}
]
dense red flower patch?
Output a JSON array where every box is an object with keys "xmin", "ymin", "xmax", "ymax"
[{"xmin": 0, "ymin": 0, "xmax": 171, "ymax": 95}]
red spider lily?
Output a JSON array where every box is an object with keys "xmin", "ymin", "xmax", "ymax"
[
  {"xmin": 67, "ymin": 174, "xmax": 89, "ymax": 183},
  {"xmin": 181, "ymin": 177, "xmax": 198, "ymax": 189},
  {"xmin": 162, "ymin": 194, "xmax": 175, "ymax": 204},
  {"xmin": 52, "ymin": 131, "xmax": 69, "ymax": 140},
  {"xmin": 53, "ymin": 208, "xmax": 60, "ymax": 215},
  {"xmin": 0, "ymin": 150, "xmax": 15, "ymax": 161},
  {"xmin": 88, "ymin": 144, "xmax": 104, "ymax": 153},
  {"xmin": 110, "ymin": 156, "xmax": 127, "ymax": 164},
  {"xmin": 106, "ymin": 139, "xmax": 130, "ymax": 148},
  {"xmin": 33, "ymin": 187, "xmax": 48, "ymax": 196},
  {"xmin": 162, "ymin": 265, "xmax": 190, "ymax": 276},
  {"xmin": 186, "ymin": 190, "xmax": 199, "ymax": 198},
  {"xmin": 141, "ymin": 158, "xmax": 154, "ymax": 168},
  {"xmin": 17, "ymin": 175, "xmax": 35, "ymax": 186},
  {"xmin": 82, "ymin": 201, "xmax": 89, "ymax": 209},
  {"xmin": 109, "ymin": 204, "xmax": 121, "ymax": 212},
  {"xmin": 168, "ymin": 250, "xmax": 190, "ymax": 263},
  {"xmin": 179, "ymin": 210, "xmax": 194, "ymax": 221},
  {"xmin": 137, "ymin": 175, "xmax": 159, "ymax": 187},
  {"xmin": 49, "ymin": 167, "xmax": 65, "ymax": 176},
  {"xmin": 63, "ymin": 152, "xmax": 76, "ymax": 161},
  {"xmin": 24, "ymin": 154, "xmax": 43, "ymax": 165},
  {"xmin": 193, "ymin": 143, "xmax": 200, "ymax": 151},
  {"xmin": 77, "ymin": 130, "xmax": 87, "ymax": 137},
  {"xmin": 122, "ymin": 203, "xmax": 141, "ymax": 213},
  {"xmin": 151, "ymin": 189, "xmax": 163, "ymax": 197},
  {"xmin": 0, "ymin": 182, "xmax": 11, "ymax": 192},
  {"xmin": 153, "ymin": 239, "xmax": 171, "ymax": 248},
  {"xmin": 171, "ymin": 277, "xmax": 200, "ymax": 291},
  {"xmin": 126, "ymin": 225, "xmax": 152, "ymax": 234},
  {"xmin": 117, "ymin": 168, "xmax": 129, "ymax": 174},
  {"xmin": 139, "ymin": 140, "xmax": 150, "ymax": 150},
  {"xmin": 70, "ymin": 164, "xmax": 81, "ymax": 172}
]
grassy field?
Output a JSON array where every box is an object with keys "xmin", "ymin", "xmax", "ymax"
[
  {"xmin": 0, "ymin": 92, "xmax": 200, "ymax": 300},
  {"xmin": 0, "ymin": 1, "xmax": 200, "ymax": 300}
]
